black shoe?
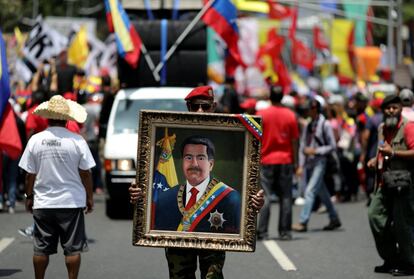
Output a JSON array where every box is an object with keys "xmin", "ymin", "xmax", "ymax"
[
  {"xmin": 257, "ymin": 233, "xmax": 268, "ymax": 241},
  {"xmin": 323, "ymin": 219, "xmax": 342, "ymax": 231},
  {"xmin": 279, "ymin": 233, "xmax": 292, "ymax": 241},
  {"xmin": 374, "ymin": 262, "xmax": 394, "ymax": 273}
]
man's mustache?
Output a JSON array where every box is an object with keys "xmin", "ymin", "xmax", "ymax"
[{"xmin": 187, "ymin": 167, "xmax": 202, "ymax": 172}]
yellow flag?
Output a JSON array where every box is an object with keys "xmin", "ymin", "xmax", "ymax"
[
  {"xmin": 330, "ymin": 19, "xmax": 355, "ymax": 79},
  {"xmin": 14, "ymin": 27, "xmax": 25, "ymax": 50},
  {"xmin": 233, "ymin": 0, "xmax": 269, "ymax": 13},
  {"xmin": 156, "ymin": 128, "xmax": 178, "ymax": 187},
  {"xmin": 68, "ymin": 26, "xmax": 89, "ymax": 68}
]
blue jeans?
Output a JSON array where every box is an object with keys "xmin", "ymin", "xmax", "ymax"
[
  {"xmin": 299, "ymin": 158, "xmax": 339, "ymax": 224},
  {"xmin": 1, "ymin": 155, "xmax": 18, "ymax": 208}
]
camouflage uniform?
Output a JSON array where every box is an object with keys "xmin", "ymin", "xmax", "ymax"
[{"xmin": 165, "ymin": 248, "xmax": 225, "ymax": 279}]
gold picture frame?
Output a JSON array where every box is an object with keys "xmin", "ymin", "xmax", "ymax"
[{"xmin": 132, "ymin": 110, "xmax": 261, "ymax": 252}]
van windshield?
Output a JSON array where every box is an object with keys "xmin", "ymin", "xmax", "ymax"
[{"xmin": 113, "ymin": 99, "xmax": 187, "ymax": 134}]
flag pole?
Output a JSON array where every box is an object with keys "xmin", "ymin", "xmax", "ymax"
[
  {"xmin": 140, "ymin": 43, "xmax": 160, "ymax": 82},
  {"xmin": 153, "ymin": 0, "xmax": 216, "ymax": 74}
]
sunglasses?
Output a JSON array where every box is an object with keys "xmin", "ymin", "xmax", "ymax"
[{"xmin": 188, "ymin": 103, "xmax": 212, "ymax": 112}]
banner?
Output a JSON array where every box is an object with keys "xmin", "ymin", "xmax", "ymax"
[{"xmin": 23, "ymin": 16, "xmax": 68, "ymax": 68}]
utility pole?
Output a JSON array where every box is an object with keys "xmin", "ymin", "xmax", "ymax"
[
  {"xmin": 396, "ymin": 0, "xmax": 403, "ymax": 64},
  {"xmin": 32, "ymin": 0, "xmax": 39, "ymax": 19},
  {"xmin": 387, "ymin": 0, "xmax": 395, "ymax": 70}
]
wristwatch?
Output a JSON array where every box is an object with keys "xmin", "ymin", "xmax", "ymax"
[{"xmin": 24, "ymin": 193, "xmax": 34, "ymax": 200}]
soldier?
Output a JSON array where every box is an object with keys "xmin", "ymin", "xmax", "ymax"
[{"xmin": 129, "ymin": 86, "xmax": 264, "ymax": 279}]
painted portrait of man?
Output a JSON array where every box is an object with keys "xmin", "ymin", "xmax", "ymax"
[{"xmin": 151, "ymin": 134, "xmax": 241, "ymax": 234}]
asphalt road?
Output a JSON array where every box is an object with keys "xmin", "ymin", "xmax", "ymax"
[{"xmin": 0, "ymin": 194, "xmax": 396, "ymax": 279}]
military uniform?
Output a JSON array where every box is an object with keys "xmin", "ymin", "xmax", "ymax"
[
  {"xmin": 154, "ymin": 178, "xmax": 240, "ymax": 279},
  {"xmin": 368, "ymin": 119, "xmax": 414, "ymax": 267}
]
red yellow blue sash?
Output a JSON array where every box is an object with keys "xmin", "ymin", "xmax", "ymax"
[
  {"xmin": 177, "ymin": 182, "xmax": 233, "ymax": 232},
  {"xmin": 237, "ymin": 114, "xmax": 262, "ymax": 141}
]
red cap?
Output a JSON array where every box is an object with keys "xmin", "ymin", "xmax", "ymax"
[
  {"xmin": 185, "ymin": 86, "xmax": 214, "ymax": 101},
  {"xmin": 240, "ymin": 98, "xmax": 257, "ymax": 110},
  {"xmin": 370, "ymin": 98, "xmax": 383, "ymax": 109},
  {"xmin": 63, "ymin": 92, "xmax": 77, "ymax": 101}
]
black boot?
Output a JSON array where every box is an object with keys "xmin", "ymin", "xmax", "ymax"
[{"xmin": 323, "ymin": 219, "xmax": 342, "ymax": 231}]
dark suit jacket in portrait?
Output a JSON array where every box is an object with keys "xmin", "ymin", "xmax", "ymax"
[{"xmin": 153, "ymin": 178, "xmax": 241, "ymax": 234}]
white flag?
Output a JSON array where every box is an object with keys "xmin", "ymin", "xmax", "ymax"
[
  {"xmin": 99, "ymin": 34, "xmax": 118, "ymax": 78},
  {"xmin": 23, "ymin": 16, "xmax": 68, "ymax": 67}
]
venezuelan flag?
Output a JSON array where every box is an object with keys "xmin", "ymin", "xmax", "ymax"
[
  {"xmin": 0, "ymin": 29, "xmax": 22, "ymax": 160},
  {"xmin": 151, "ymin": 128, "xmax": 179, "ymax": 227},
  {"xmin": 0, "ymin": 29, "xmax": 10, "ymax": 120},
  {"xmin": 104, "ymin": 0, "xmax": 142, "ymax": 68},
  {"xmin": 202, "ymin": 0, "xmax": 245, "ymax": 76}
]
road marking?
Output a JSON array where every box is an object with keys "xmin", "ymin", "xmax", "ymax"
[
  {"xmin": 0, "ymin": 238, "xmax": 14, "ymax": 253},
  {"xmin": 263, "ymin": 240, "xmax": 297, "ymax": 271}
]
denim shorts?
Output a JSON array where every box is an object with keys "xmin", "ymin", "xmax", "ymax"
[{"xmin": 33, "ymin": 208, "xmax": 88, "ymax": 256}]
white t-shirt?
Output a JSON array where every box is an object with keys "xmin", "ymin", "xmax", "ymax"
[{"xmin": 19, "ymin": 126, "xmax": 96, "ymax": 209}]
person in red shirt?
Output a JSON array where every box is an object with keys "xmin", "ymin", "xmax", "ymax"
[
  {"xmin": 25, "ymin": 91, "xmax": 49, "ymax": 138},
  {"xmin": 256, "ymin": 85, "xmax": 299, "ymax": 241}
]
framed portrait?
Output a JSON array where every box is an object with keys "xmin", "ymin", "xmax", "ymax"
[{"xmin": 132, "ymin": 110, "xmax": 262, "ymax": 252}]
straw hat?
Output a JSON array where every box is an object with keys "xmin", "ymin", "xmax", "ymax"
[{"xmin": 34, "ymin": 95, "xmax": 87, "ymax": 123}]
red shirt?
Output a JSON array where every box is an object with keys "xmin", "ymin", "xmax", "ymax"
[
  {"xmin": 384, "ymin": 121, "xmax": 414, "ymax": 149},
  {"xmin": 404, "ymin": 122, "xmax": 414, "ymax": 149},
  {"xmin": 25, "ymin": 105, "xmax": 49, "ymax": 137},
  {"xmin": 257, "ymin": 106, "xmax": 299, "ymax": 164}
]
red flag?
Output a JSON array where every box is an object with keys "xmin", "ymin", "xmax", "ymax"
[
  {"xmin": 0, "ymin": 104, "xmax": 22, "ymax": 160},
  {"xmin": 366, "ymin": 7, "xmax": 374, "ymax": 46},
  {"xmin": 256, "ymin": 28, "xmax": 285, "ymax": 70},
  {"xmin": 273, "ymin": 58, "xmax": 291, "ymax": 93},
  {"xmin": 288, "ymin": 7, "xmax": 298, "ymax": 40},
  {"xmin": 267, "ymin": 0, "xmax": 291, "ymax": 19},
  {"xmin": 313, "ymin": 26, "xmax": 329, "ymax": 50},
  {"xmin": 259, "ymin": 28, "xmax": 285, "ymax": 59},
  {"xmin": 291, "ymin": 39, "xmax": 315, "ymax": 71}
]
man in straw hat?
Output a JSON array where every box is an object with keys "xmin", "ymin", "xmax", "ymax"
[{"xmin": 19, "ymin": 95, "xmax": 95, "ymax": 279}]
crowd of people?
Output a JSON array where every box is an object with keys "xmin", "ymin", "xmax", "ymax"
[
  {"xmin": 2, "ymin": 45, "xmax": 414, "ymax": 277},
  {"xmin": 217, "ymin": 76, "xmax": 414, "ymax": 276},
  {"xmin": 0, "ymin": 49, "xmax": 118, "ymax": 215}
]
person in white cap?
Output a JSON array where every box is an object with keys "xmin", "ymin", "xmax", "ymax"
[
  {"xmin": 18, "ymin": 95, "xmax": 95, "ymax": 279},
  {"xmin": 400, "ymin": 88, "xmax": 414, "ymax": 122}
]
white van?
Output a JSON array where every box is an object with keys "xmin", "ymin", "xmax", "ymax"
[{"xmin": 104, "ymin": 87, "xmax": 190, "ymax": 218}]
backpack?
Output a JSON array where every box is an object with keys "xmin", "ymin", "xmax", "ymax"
[{"xmin": 313, "ymin": 120, "xmax": 340, "ymax": 173}]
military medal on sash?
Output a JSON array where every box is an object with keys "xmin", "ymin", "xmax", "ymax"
[
  {"xmin": 176, "ymin": 180, "xmax": 232, "ymax": 232},
  {"xmin": 208, "ymin": 210, "xmax": 226, "ymax": 229}
]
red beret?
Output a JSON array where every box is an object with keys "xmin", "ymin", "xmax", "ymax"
[
  {"xmin": 185, "ymin": 86, "xmax": 214, "ymax": 101},
  {"xmin": 240, "ymin": 98, "xmax": 257, "ymax": 110}
]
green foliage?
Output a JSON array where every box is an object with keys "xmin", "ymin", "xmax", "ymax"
[
  {"xmin": 0, "ymin": 0, "xmax": 104, "ymax": 33},
  {"xmin": 403, "ymin": 3, "xmax": 414, "ymax": 21}
]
